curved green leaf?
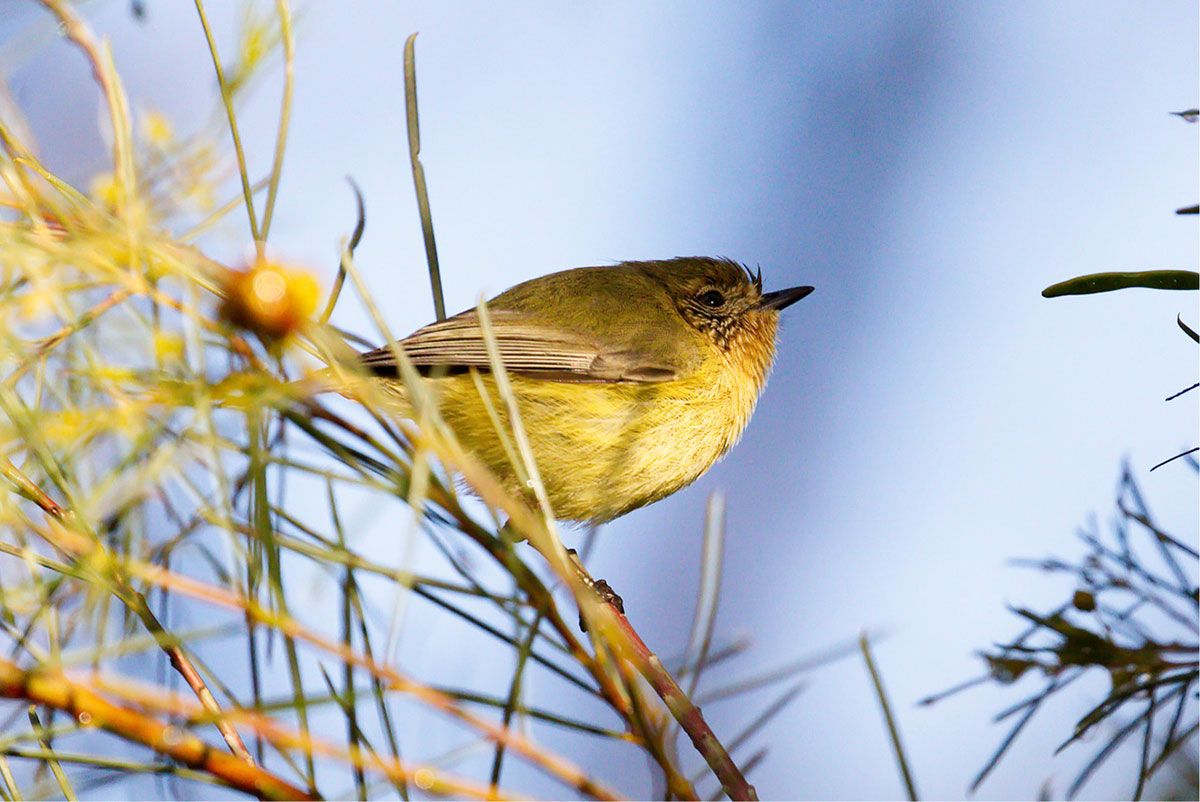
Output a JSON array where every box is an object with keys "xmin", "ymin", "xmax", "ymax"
[
  {"xmin": 1042, "ymin": 270, "xmax": 1199, "ymax": 298},
  {"xmin": 1178, "ymin": 315, "xmax": 1199, "ymax": 343}
]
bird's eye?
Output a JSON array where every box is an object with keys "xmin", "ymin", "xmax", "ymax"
[{"xmin": 699, "ymin": 290, "xmax": 725, "ymax": 308}]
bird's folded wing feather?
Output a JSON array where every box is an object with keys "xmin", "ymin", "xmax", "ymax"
[{"xmin": 358, "ymin": 309, "xmax": 684, "ymax": 383}]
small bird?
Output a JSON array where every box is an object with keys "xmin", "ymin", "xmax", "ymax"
[{"xmin": 356, "ymin": 257, "xmax": 812, "ymax": 524}]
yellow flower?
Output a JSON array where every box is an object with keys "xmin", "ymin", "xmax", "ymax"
[
  {"xmin": 153, "ymin": 332, "xmax": 186, "ymax": 362},
  {"xmin": 220, "ymin": 259, "xmax": 320, "ymax": 341},
  {"xmin": 140, "ymin": 110, "xmax": 174, "ymax": 150},
  {"xmin": 89, "ymin": 172, "xmax": 123, "ymax": 210}
]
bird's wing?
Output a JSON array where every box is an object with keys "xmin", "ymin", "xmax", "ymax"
[{"xmin": 358, "ymin": 308, "xmax": 685, "ymax": 383}]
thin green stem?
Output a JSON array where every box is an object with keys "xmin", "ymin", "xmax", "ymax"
[
  {"xmin": 193, "ymin": 0, "xmax": 261, "ymax": 243},
  {"xmin": 860, "ymin": 633, "xmax": 918, "ymax": 801},
  {"xmin": 28, "ymin": 708, "xmax": 76, "ymax": 801},
  {"xmin": 403, "ymin": 33, "xmax": 446, "ymax": 321},
  {"xmin": 258, "ymin": 0, "xmax": 294, "ymax": 243}
]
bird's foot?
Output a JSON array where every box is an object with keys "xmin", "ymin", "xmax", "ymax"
[{"xmin": 567, "ymin": 549, "xmax": 625, "ymax": 632}]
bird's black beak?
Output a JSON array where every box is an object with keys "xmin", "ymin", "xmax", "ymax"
[{"xmin": 758, "ymin": 285, "xmax": 814, "ymax": 311}]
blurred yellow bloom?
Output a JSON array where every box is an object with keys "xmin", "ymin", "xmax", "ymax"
[
  {"xmin": 140, "ymin": 110, "xmax": 174, "ymax": 149},
  {"xmin": 17, "ymin": 284, "xmax": 59, "ymax": 323},
  {"xmin": 220, "ymin": 260, "xmax": 320, "ymax": 340},
  {"xmin": 41, "ymin": 410, "xmax": 89, "ymax": 447},
  {"xmin": 241, "ymin": 20, "xmax": 269, "ymax": 70},
  {"xmin": 111, "ymin": 397, "xmax": 146, "ymax": 439},
  {"xmin": 154, "ymin": 332, "xmax": 186, "ymax": 362},
  {"xmin": 89, "ymin": 172, "xmax": 122, "ymax": 210},
  {"xmin": 183, "ymin": 180, "xmax": 218, "ymax": 212}
]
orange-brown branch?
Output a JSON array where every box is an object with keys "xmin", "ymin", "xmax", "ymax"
[{"xmin": 0, "ymin": 658, "xmax": 310, "ymax": 801}]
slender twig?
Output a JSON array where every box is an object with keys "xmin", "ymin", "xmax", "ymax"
[
  {"xmin": 193, "ymin": 0, "xmax": 261, "ymax": 242},
  {"xmin": 489, "ymin": 608, "xmax": 545, "ymax": 789},
  {"xmin": 40, "ymin": 0, "xmax": 135, "ymax": 199},
  {"xmin": 28, "ymin": 708, "xmax": 76, "ymax": 801},
  {"xmin": 569, "ymin": 556, "xmax": 756, "ymax": 800},
  {"xmin": 257, "ymin": 0, "xmax": 294, "ymax": 245},
  {"xmin": 698, "ymin": 635, "xmax": 865, "ymax": 705},
  {"xmin": 612, "ymin": 648, "xmax": 699, "ymax": 800},
  {"xmin": 425, "ymin": 686, "xmax": 630, "ymax": 738},
  {"xmin": 860, "ymin": 633, "xmax": 919, "ymax": 801},
  {"xmin": 1164, "ymin": 382, "xmax": 1198, "ymax": 402},
  {"xmin": 7, "ymin": 287, "xmax": 133, "ymax": 386},
  {"xmin": 1150, "ymin": 447, "xmax": 1200, "ymax": 472},
  {"xmin": 94, "ymin": 669, "xmax": 529, "ymax": 801},
  {"xmin": 723, "ymin": 680, "xmax": 806, "ymax": 759},
  {"xmin": 619, "ymin": 606, "xmax": 754, "ymax": 800},
  {"xmin": 67, "ymin": 540, "xmax": 621, "ymax": 801},
  {"xmin": 2, "ymin": 461, "xmax": 255, "ymax": 766},
  {"xmin": 683, "ymin": 492, "xmax": 725, "ymax": 699},
  {"xmin": 0, "ymin": 753, "xmax": 24, "ymax": 801},
  {"xmin": 332, "ymin": 488, "xmax": 410, "ymax": 801},
  {"xmin": 318, "ymin": 181, "xmax": 364, "ymax": 324},
  {"xmin": 0, "ymin": 747, "xmax": 222, "ymax": 788},
  {"xmin": 248, "ymin": 414, "xmax": 315, "ymax": 786},
  {"xmin": 0, "ymin": 660, "xmax": 310, "ymax": 801}
]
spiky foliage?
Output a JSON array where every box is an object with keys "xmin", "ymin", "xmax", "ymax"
[
  {"xmin": 931, "ymin": 464, "xmax": 1198, "ymax": 799},
  {"xmin": 0, "ymin": 3, "xmax": 834, "ymax": 799},
  {"xmin": 926, "ymin": 108, "xmax": 1199, "ymax": 800}
]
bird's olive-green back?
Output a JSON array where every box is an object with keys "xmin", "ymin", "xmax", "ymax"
[{"xmin": 360, "ymin": 258, "xmax": 760, "ymax": 383}]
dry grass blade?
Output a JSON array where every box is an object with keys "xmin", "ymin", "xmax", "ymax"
[
  {"xmin": 860, "ymin": 633, "xmax": 918, "ymax": 801},
  {"xmin": 403, "ymin": 33, "xmax": 446, "ymax": 322},
  {"xmin": 697, "ymin": 635, "xmax": 867, "ymax": 705},
  {"xmin": 192, "ymin": 0, "xmax": 261, "ymax": 242},
  {"xmin": 682, "ymin": 491, "xmax": 726, "ymax": 700}
]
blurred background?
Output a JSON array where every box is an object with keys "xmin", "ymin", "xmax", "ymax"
[{"xmin": 3, "ymin": 1, "xmax": 1197, "ymax": 798}]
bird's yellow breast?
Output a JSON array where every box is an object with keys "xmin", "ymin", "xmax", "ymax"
[{"xmin": 432, "ymin": 311, "xmax": 780, "ymax": 523}]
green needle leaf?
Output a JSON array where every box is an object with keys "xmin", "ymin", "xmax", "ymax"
[{"xmin": 1042, "ymin": 270, "xmax": 1199, "ymax": 297}]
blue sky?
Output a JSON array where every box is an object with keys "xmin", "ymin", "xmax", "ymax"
[{"xmin": 5, "ymin": 2, "xmax": 1197, "ymax": 799}]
